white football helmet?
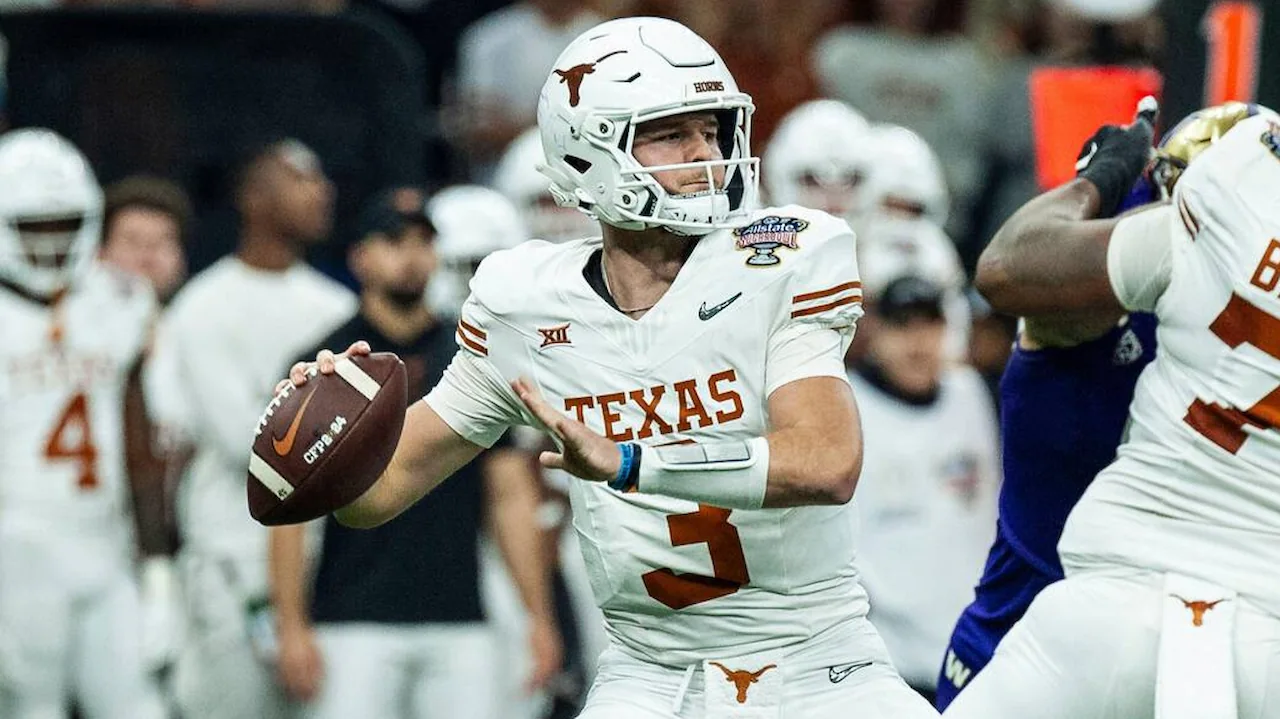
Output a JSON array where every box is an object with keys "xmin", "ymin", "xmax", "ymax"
[
  {"xmin": 763, "ymin": 99, "xmax": 870, "ymax": 216},
  {"xmin": 0, "ymin": 128, "xmax": 103, "ymax": 298},
  {"xmin": 859, "ymin": 124, "xmax": 949, "ymax": 226},
  {"xmin": 537, "ymin": 17, "xmax": 758, "ymax": 237},
  {"xmin": 493, "ymin": 127, "xmax": 597, "ymax": 243},
  {"xmin": 426, "ymin": 185, "xmax": 528, "ymax": 317}
]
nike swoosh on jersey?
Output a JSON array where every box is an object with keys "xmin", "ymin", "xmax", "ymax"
[
  {"xmin": 698, "ymin": 291, "xmax": 743, "ymax": 321},
  {"xmin": 272, "ymin": 386, "xmax": 318, "ymax": 456},
  {"xmin": 827, "ymin": 661, "xmax": 873, "ymax": 684}
]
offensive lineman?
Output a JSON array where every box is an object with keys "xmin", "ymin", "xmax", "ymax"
[
  {"xmin": 935, "ymin": 101, "xmax": 1265, "ymax": 710},
  {"xmin": 943, "ymin": 102, "xmax": 1280, "ymax": 717},
  {"xmin": 0, "ymin": 130, "xmax": 168, "ymax": 718},
  {"xmin": 283, "ymin": 17, "xmax": 936, "ymax": 719}
]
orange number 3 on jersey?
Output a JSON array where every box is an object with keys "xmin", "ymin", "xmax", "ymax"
[
  {"xmin": 43, "ymin": 392, "xmax": 100, "ymax": 490},
  {"xmin": 642, "ymin": 504, "xmax": 749, "ymax": 610}
]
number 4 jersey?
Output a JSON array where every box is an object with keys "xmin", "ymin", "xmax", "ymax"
[
  {"xmin": 427, "ymin": 206, "xmax": 871, "ymax": 667},
  {"xmin": 0, "ymin": 264, "xmax": 154, "ymax": 545},
  {"xmin": 1060, "ymin": 114, "xmax": 1280, "ymax": 616}
]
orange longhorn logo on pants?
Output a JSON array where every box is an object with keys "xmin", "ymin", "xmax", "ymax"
[
  {"xmin": 1173, "ymin": 596, "xmax": 1227, "ymax": 627},
  {"xmin": 709, "ymin": 662, "xmax": 777, "ymax": 704}
]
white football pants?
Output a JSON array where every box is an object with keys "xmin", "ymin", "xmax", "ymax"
[
  {"xmin": 942, "ymin": 568, "xmax": 1280, "ymax": 719},
  {"xmin": 0, "ymin": 519, "xmax": 166, "ymax": 719},
  {"xmin": 576, "ymin": 617, "xmax": 938, "ymax": 719}
]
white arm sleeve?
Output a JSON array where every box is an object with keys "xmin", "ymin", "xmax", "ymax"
[
  {"xmin": 1107, "ymin": 205, "xmax": 1175, "ymax": 312},
  {"xmin": 424, "ymin": 349, "xmax": 527, "ymax": 449}
]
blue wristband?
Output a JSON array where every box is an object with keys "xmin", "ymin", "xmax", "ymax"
[{"xmin": 610, "ymin": 442, "xmax": 641, "ymax": 492}]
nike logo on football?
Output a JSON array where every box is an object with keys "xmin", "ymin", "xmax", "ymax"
[
  {"xmin": 698, "ymin": 292, "xmax": 742, "ymax": 321},
  {"xmin": 272, "ymin": 386, "xmax": 318, "ymax": 456},
  {"xmin": 827, "ymin": 661, "xmax": 873, "ymax": 684},
  {"xmin": 1075, "ymin": 142, "xmax": 1099, "ymax": 171}
]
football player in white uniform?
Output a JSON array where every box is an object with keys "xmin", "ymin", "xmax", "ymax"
[
  {"xmin": 944, "ymin": 101, "xmax": 1280, "ymax": 717},
  {"xmin": 857, "ymin": 125, "xmax": 949, "ymax": 228},
  {"xmin": 283, "ymin": 17, "xmax": 937, "ymax": 719},
  {"xmin": 762, "ymin": 99, "xmax": 870, "ymax": 219},
  {"xmin": 0, "ymin": 129, "xmax": 168, "ymax": 718}
]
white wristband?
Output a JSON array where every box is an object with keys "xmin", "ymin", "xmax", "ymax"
[{"xmin": 636, "ymin": 437, "xmax": 769, "ymax": 510}]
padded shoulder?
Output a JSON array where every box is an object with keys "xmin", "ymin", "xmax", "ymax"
[{"xmin": 468, "ymin": 237, "xmax": 597, "ymax": 320}]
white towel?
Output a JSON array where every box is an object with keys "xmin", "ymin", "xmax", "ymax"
[{"xmin": 1155, "ymin": 573, "xmax": 1238, "ymax": 719}]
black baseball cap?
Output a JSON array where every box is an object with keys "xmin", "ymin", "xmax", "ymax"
[
  {"xmin": 355, "ymin": 187, "xmax": 435, "ymax": 241},
  {"xmin": 875, "ymin": 275, "xmax": 945, "ymax": 323}
]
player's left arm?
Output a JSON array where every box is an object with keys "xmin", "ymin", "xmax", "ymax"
[{"xmin": 977, "ymin": 99, "xmax": 1164, "ymax": 322}]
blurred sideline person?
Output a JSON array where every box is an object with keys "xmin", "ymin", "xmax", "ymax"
[
  {"xmin": 937, "ymin": 102, "xmax": 1270, "ymax": 711},
  {"xmin": 98, "ymin": 174, "xmax": 198, "ymax": 689},
  {"xmin": 99, "ymin": 173, "xmax": 196, "ymax": 481},
  {"xmin": 100, "ymin": 175, "xmax": 191, "ymax": 305},
  {"xmin": 494, "ymin": 128, "xmax": 598, "ymax": 244},
  {"xmin": 168, "ymin": 138, "xmax": 356, "ymax": 719},
  {"xmin": 855, "ymin": 215, "xmax": 970, "ymax": 363},
  {"xmin": 453, "ymin": 0, "xmax": 603, "ymax": 179},
  {"xmin": 270, "ymin": 188, "xmax": 561, "ymax": 719},
  {"xmin": 0, "ymin": 129, "xmax": 168, "ymax": 718},
  {"xmin": 944, "ymin": 101, "xmax": 1280, "ymax": 717},
  {"xmin": 286, "ymin": 17, "xmax": 937, "ymax": 719},
  {"xmin": 847, "ymin": 275, "xmax": 999, "ymax": 704}
]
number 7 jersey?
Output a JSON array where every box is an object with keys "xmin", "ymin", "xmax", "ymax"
[
  {"xmin": 427, "ymin": 206, "xmax": 871, "ymax": 666},
  {"xmin": 1060, "ymin": 115, "xmax": 1280, "ymax": 616}
]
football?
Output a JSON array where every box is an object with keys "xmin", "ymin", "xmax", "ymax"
[{"xmin": 246, "ymin": 352, "xmax": 407, "ymax": 526}]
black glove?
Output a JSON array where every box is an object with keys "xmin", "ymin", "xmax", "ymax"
[{"xmin": 1075, "ymin": 97, "xmax": 1159, "ymax": 218}]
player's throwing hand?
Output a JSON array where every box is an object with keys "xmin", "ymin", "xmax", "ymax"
[{"xmin": 512, "ymin": 377, "xmax": 622, "ymax": 483}]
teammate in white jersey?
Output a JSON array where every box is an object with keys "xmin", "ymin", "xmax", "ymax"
[
  {"xmin": 0, "ymin": 129, "xmax": 167, "ymax": 718},
  {"xmin": 284, "ymin": 17, "xmax": 936, "ymax": 719},
  {"xmin": 943, "ymin": 103, "xmax": 1280, "ymax": 717},
  {"xmin": 169, "ymin": 139, "xmax": 356, "ymax": 719}
]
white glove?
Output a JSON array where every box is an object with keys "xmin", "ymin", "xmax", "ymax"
[{"xmin": 139, "ymin": 557, "xmax": 184, "ymax": 673}]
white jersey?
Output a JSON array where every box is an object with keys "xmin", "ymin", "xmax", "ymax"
[
  {"xmin": 167, "ymin": 257, "xmax": 355, "ymax": 572},
  {"xmin": 428, "ymin": 206, "xmax": 870, "ymax": 666},
  {"xmin": 848, "ymin": 365, "xmax": 999, "ymax": 688},
  {"xmin": 1060, "ymin": 115, "xmax": 1280, "ymax": 616},
  {"xmin": 0, "ymin": 264, "xmax": 154, "ymax": 544}
]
